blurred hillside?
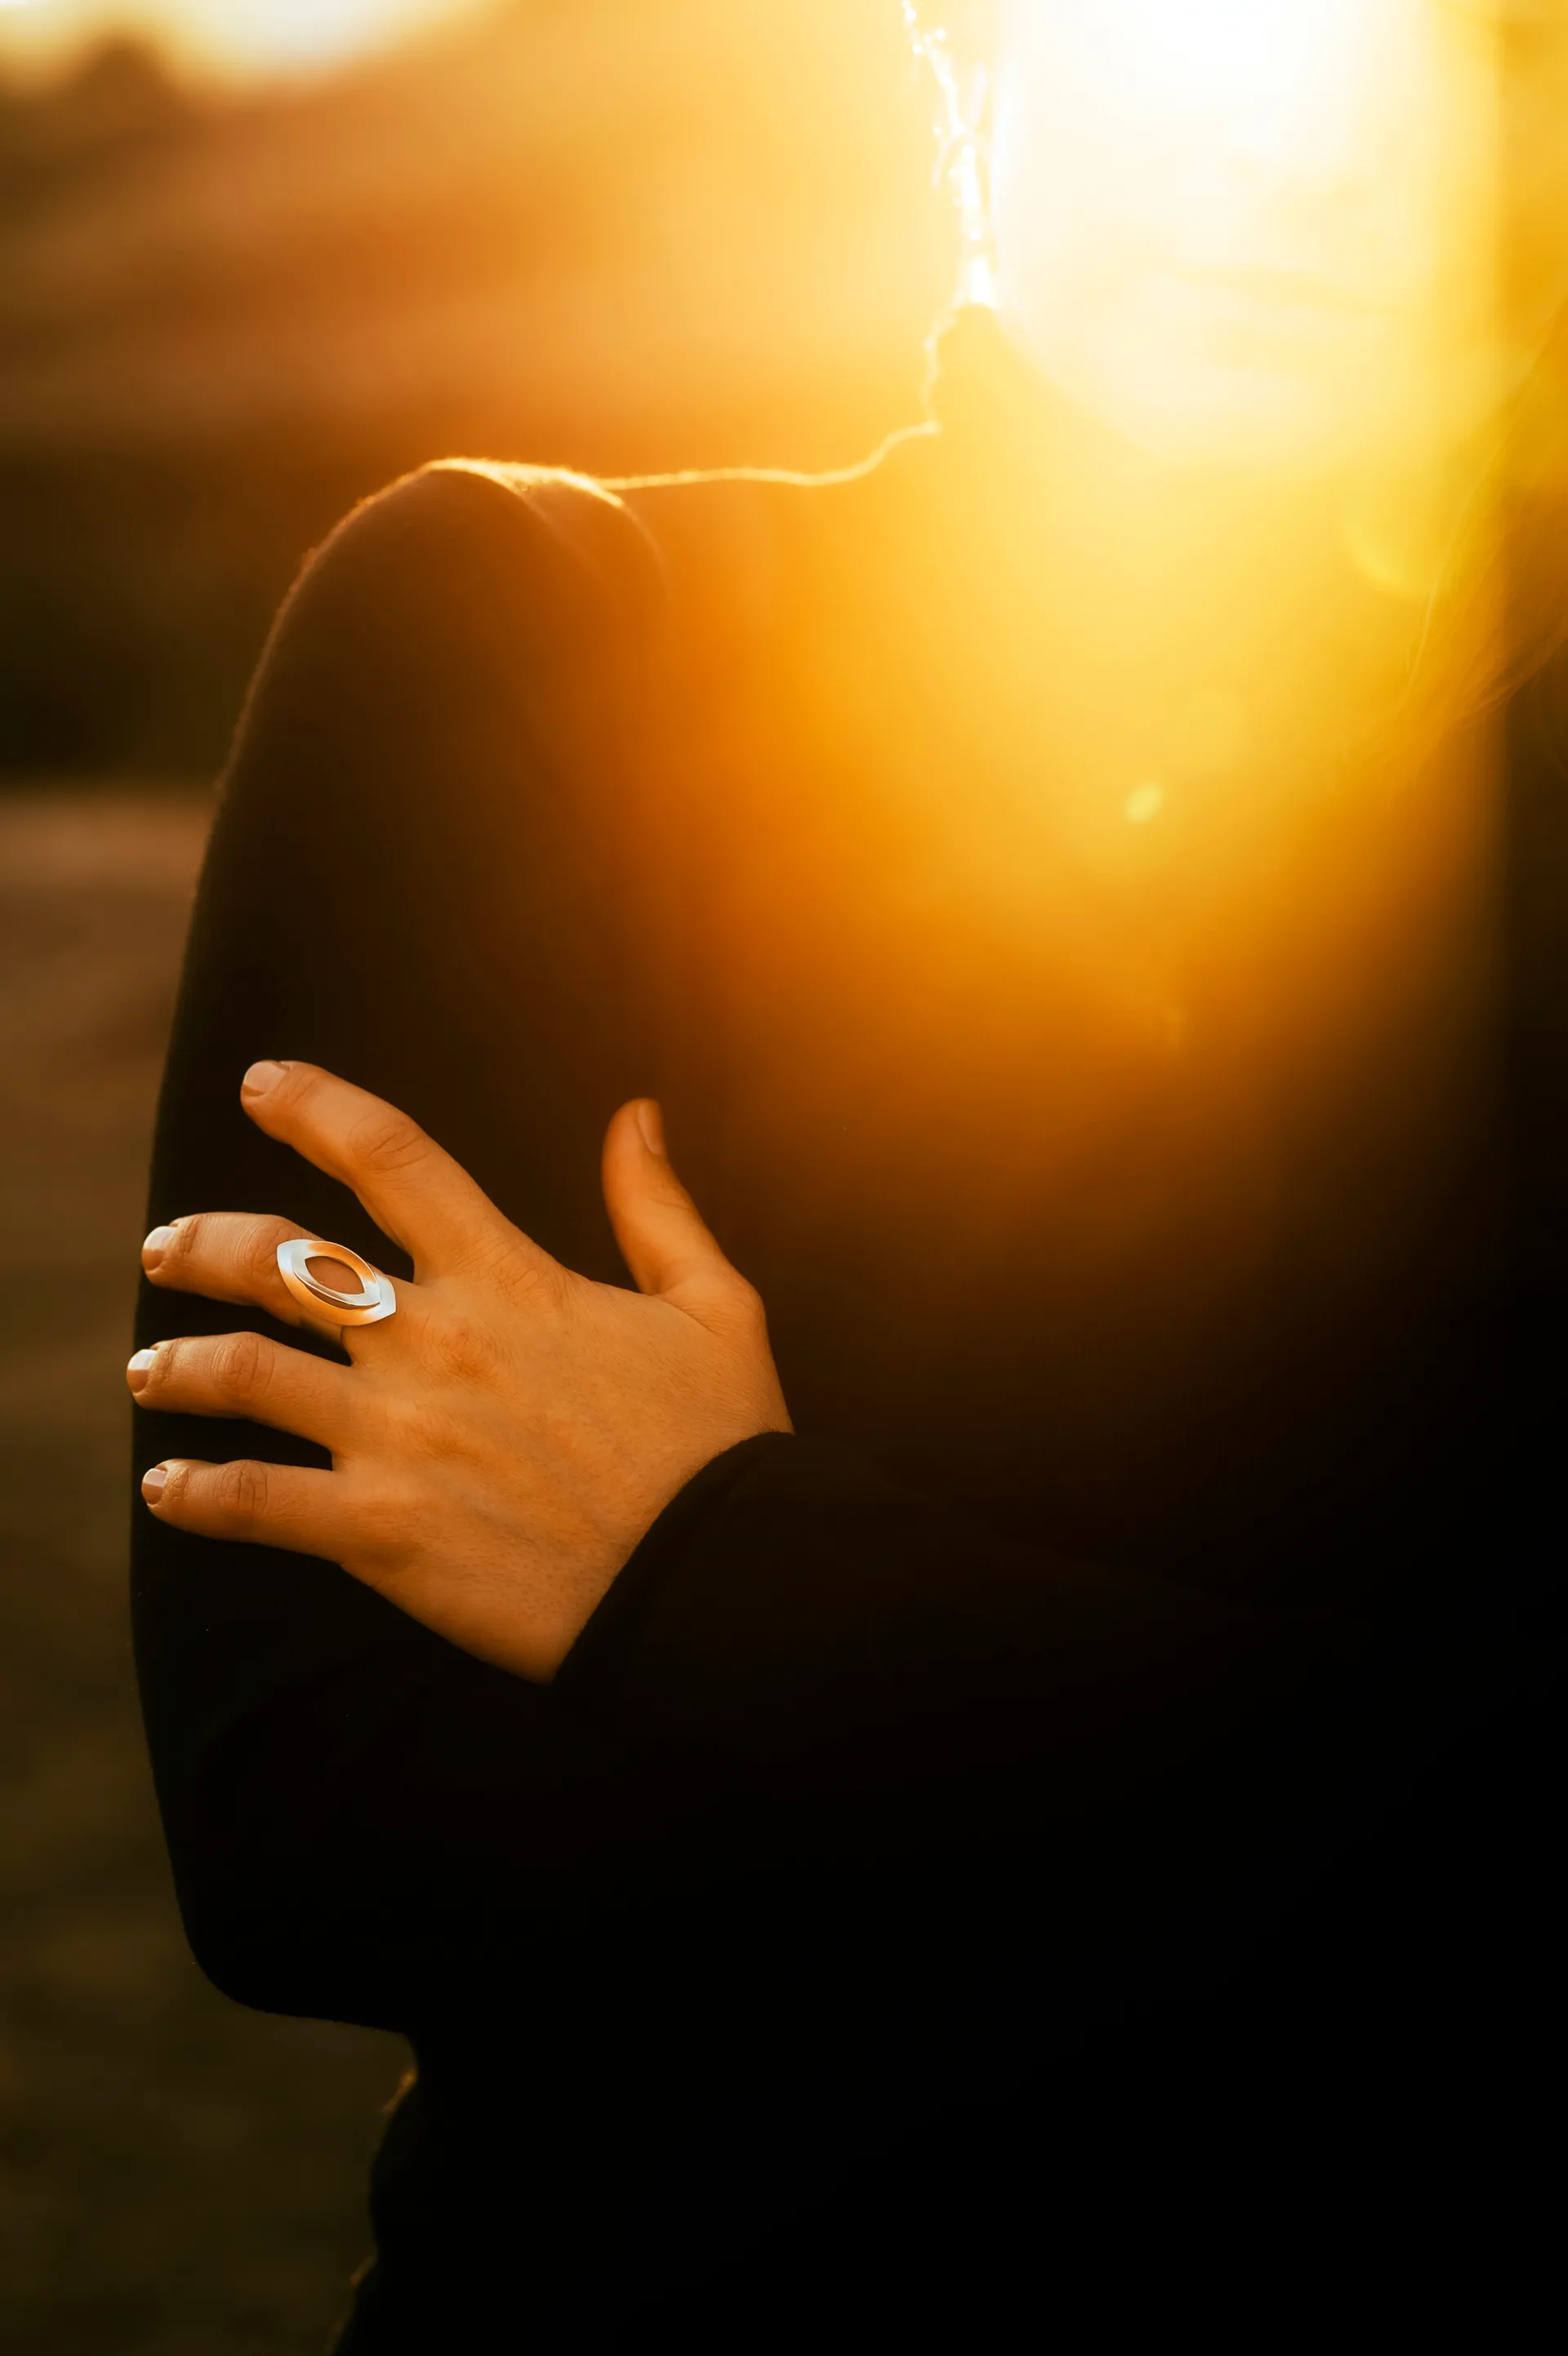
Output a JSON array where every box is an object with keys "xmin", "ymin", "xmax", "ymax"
[{"xmin": 0, "ymin": 0, "xmax": 951, "ymax": 776}]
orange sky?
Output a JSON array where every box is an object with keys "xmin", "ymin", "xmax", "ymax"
[{"xmin": 0, "ymin": 0, "xmax": 483, "ymax": 79}]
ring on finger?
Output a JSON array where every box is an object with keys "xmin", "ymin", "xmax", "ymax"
[{"xmin": 276, "ymin": 1238, "xmax": 397, "ymax": 1348}]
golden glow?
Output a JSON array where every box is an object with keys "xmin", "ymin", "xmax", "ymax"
[
  {"xmin": 1339, "ymin": 471, "xmax": 1462, "ymax": 604},
  {"xmin": 0, "ymin": 0, "xmax": 479, "ymax": 78},
  {"xmin": 988, "ymin": 0, "xmax": 1568, "ymax": 474},
  {"xmin": 1056, "ymin": 0, "xmax": 1375, "ymax": 158},
  {"xmin": 1169, "ymin": 693, "xmax": 1250, "ymax": 780}
]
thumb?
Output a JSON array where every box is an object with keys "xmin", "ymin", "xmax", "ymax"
[{"xmin": 601, "ymin": 1100, "xmax": 738, "ymax": 1307}]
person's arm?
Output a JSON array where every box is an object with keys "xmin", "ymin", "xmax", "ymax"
[
  {"xmin": 561, "ymin": 1425, "xmax": 1322, "ymax": 1856},
  {"xmin": 136, "ymin": 1053, "xmax": 1351, "ymax": 2038},
  {"xmin": 131, "ymin": 459, "xmax": 1345, "ymax": 2051},
  {"xmin": 131, "ymin": 461, "xmax": 684, "ymax": 2029}
]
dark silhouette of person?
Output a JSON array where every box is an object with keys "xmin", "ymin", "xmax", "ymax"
[{"xmin": 131, "ymin": 7, "xmax": 1568, "ymax": 2341}]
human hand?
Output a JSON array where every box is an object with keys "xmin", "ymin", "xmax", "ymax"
[{"xmin": 130, "ymin": 1061, "xmax": 791, "ymax": 1681}]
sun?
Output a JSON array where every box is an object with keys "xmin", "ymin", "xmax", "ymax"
[{"xmin": 1040, "ymin": 0, "xmax": 1384, "ymax": 167}]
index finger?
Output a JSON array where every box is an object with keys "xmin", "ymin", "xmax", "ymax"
[{"xmin": 238, "ymin": 1061, "xmax": 528, "ymax": 1280}]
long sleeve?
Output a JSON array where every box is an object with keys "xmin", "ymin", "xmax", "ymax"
[
  {"xmin": 129, "ymin": 457, "xmax": 1374, "ymax": 2049},
  {"xmin": 564, "ymin": 1430, "xmax": 1348, "ymax": 1856},
  {"xmin": 131, "ymin": 459, "xmax": 686, "ymax": 2027}
]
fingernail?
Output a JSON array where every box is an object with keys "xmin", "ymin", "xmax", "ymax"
[
  {"xmin": 127, "ymin": 1347, "xmax": 158, "ymax": 1393},
  {"xmin": 637, "ymin": 1100, "xmax": 666, "ymax": 1156},
  {"xmin": 142, "ymin": 1224, "xmax": 179, "ymax": 1268},
  {"xmin": 243, "ymin": 1060, "xmax": 289, "ymax": 1097},
  {"xmin": 140, "ymin": 1466, "xmax": 170, "ymax": 1502}
]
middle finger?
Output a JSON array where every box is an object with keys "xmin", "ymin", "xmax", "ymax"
[{"xmin": 143, "ymin": 1210, "xmax": 415, "ymax": 1354}]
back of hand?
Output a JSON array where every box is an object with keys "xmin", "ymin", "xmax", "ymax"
[{"xmin": 130, "ymin": 1061, "xmax": 791, "ymax": 1681}]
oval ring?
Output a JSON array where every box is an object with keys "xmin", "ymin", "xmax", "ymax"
[{"xmin": 276, "ymin": 1237, "xmax": 397, "ymax": 1333}]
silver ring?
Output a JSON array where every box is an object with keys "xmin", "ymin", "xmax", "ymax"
[{"xmin": 276, "ymin": 1237, "xmax": 397, "ymax": 1341}]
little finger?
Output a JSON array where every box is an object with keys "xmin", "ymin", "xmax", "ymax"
[{"xmin": 140, "ymin": 1455, "xmax": 358, "ymax": 1561}]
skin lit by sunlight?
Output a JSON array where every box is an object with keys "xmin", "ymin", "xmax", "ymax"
[{"xmin": 0, "ymin": 0, "xmax": 479, "ymax": 78}]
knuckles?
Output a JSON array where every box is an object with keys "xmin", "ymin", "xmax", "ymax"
[
  {"xmin": 420, "ymin": 1299, "xmax": 521, "ymax": 1392},
  {"xmin": 350, "ymin": 1483, "xmax": 424, "ymax": 1569},
  {"xmin": 214, "ymin": 1459, "xmax": 272, "ymax": 1524},
  {"xmin": 262, "ymin": 1063, "xmax": 436, "ymax": 1183},
  {"xmin": 243, "ymin": 1214, "xmax": 292, "ymax": 1294},
  {"xmin": 346, "ymin": 1108, "xmax": 432, "ymax": 1178},
  {"xmin": 146, "ymin": 1329, "xmax": 274, "ymax": 1410},
  {"xmin": 492, "ymin": 1243, "xmax": 565, "ymax": 1312},
  {"xmin": 422, "ymin": 1315, "xmax": 500, "ymax": 1388},
  {"xmin": 211, "ymin": 1329, "xmax": 270, "ymax": 1405}
]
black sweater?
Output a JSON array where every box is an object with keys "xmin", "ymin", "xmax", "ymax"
[{"xmin": 132, "ymin": 315, "xmax": 1566, "ymax": 2340}]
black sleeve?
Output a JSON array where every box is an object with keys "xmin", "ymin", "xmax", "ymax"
[
  {"xmin": 131, "ymin": 461, "xmax": 1350, "ymax": 2042},
  {"xmin": 132, "ymin": 459, "xmax": 686, "ymax": 2029},
  {"xmin": 556, "ymin": 1429, "xmax": 1361, "ymax": 2006},
  {"xmin": 564, "ymin": 1432, "xmax": 1334, "ymax": 1825}
]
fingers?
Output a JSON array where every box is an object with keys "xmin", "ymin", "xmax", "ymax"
[
  {"xmin": 144, "ymin": 1209, "xmax": 360, "ymax": 1329},
  {"xmin": 128, "ymin": 1329, "xmax": 359, "ymax": 1452},
  {"xmin": 239, "ymin": 1062, "xmax": 532, "ymax": 1282},
  {"xmin": 139, "ymin": 1454, "xmax": 355, "ymax": 1561},
  {"xmin": 601, "ymin": 1099, "xmax": 760, "ymax": 1324}
]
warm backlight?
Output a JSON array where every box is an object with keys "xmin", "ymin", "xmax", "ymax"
[
  {"xmin": 1051, "ymin": 0, "xmax": 1375, "ymax": 153},
  {"xmin": 0, "ymin": 0, "xmax": 478, "ymax": 77},
  {"xmin": 988, "ymin": 0, "xmax": 1539, "ymax": 475}
]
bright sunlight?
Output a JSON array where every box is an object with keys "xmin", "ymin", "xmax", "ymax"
[
  {"xmin": 0, "ymin": 0, "xmax": 480, "ymax": 78},
  {"xmin": 990, "ymin": 0, "xmax": 1528, "ymax": 471}
]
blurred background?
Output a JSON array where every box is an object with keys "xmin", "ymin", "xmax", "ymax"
[{"xmin": 0, "ymin": 5, "xmax": 950, "ymax": 2346}]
